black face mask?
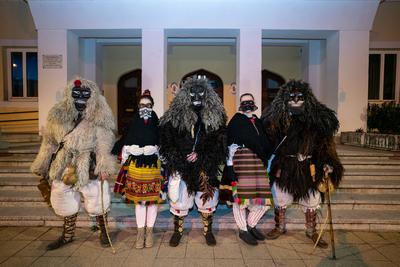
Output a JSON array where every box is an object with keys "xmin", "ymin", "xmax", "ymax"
[
  {"xmin": 189, "ymin": 85, "xmax": 206, "ymax": 111},
  {"xmin": 239, "ymin": 100, "xmax": 257, "ymax": 112},
  {"xmin": 72, "ymin": 87, "xmax": 91, "ymax": 112},
  {"xmin": 287, "ymin": 91, "xmax": 305, "ymax": 116}
]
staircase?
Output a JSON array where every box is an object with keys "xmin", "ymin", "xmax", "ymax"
[
  {"xmin": 0, "ymin": 108, "xmax": 39, "ymax": 149},
  {"xmin": 0, "ymin": 138, "xmax": 399, "ymax": 230}
]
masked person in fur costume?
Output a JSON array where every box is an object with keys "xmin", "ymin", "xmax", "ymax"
[
  {"xmin": 114, "ymin": 90, "xmax": 162, "ymax": 249},
  {"xmin": 159, "ymin": 76, "xmax": 227, "ymax": 247},
  {"xmin": 262, "ymin": 80, "xmax": 343, "ymax": 248},
  {"xmin": 31, "ymin": 78, "xmax": 116, "ymax": 250},
  {"xmin": 220, "ymin": 93, "xmax": 273, "ymax": 246}
]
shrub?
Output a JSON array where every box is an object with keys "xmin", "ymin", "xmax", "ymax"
[{"xmin": 367, "ymin": 103, "xmax": 400, "ymax": 134}]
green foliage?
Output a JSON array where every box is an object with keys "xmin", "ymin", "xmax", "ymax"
[{"xmin": 367, "ymin": 103, "xmax": 400, "ymax": 134}]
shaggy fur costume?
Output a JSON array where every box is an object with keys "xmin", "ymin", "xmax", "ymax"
[
  {"xmin": 262, "ymin": 80, "xmax": 343, "ymax": 200},
  {"xmin": 159, "ymin": 77, "xmax": 227, "ymax": 196},
  {"xmin": 31, "ymin": 78, "xmax": 116, "ymax": 189}
]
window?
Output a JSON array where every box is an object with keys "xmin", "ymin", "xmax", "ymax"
[
  {"xmin": 368, "ymin": 51, "xmax": 400, "ymax": 103},
  {"xmin": 7, "ymin": 48, "xmax": 38, "ymax": 100}
]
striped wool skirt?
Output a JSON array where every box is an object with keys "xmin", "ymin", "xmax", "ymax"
[
  {"xmin": 125, "ymin": 160, "xmax": 162, "ymax": 205},
  {"xmin": 232, "ymin": 148, "xmax": 272, "ymax": 205}
]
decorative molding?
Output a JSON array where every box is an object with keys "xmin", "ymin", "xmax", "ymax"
[
  {"xmin": 370, "ymin": 41, "xmax": 400, "ymax": 49},
  {"xmin": 0, "ymin": 39, "xmax": 37, "ymax": 47}
]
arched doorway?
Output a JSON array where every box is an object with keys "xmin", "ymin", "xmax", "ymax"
[
  {"xmin": 117, "ymin": 69, "xmax": 142, "ymax": 134},
  {"xmin": 261, "ymin": 69, "xmax": 286, "ymax": 111},
  {"xmin": 181, "ymin": 69, "xmax": 224, "ymax": 102}
]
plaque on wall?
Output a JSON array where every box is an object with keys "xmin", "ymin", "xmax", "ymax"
[{"xmin": 42, "ymin": 54, "xmax": 63, "ymax": 69}]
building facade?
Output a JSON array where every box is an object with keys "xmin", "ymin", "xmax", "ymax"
[{"xmin": 2, "ymin": 0, "xmax": 400, "ymax": 134}]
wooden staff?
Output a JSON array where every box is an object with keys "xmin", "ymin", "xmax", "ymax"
[{"xmin": 325, "ymin": 171, "xmax": 336, "ymax": 260}]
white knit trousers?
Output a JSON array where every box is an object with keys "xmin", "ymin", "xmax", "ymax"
[
  {"xmin": 232, "ymin": 203, "xmax": 269, "ymax": 231},
  {"xmin": 135, "ymin": 204, "xmax": 158, "ymax": 228}
]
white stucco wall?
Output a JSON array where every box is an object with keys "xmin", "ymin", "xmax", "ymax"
[
  {"xmin": 262, "ymin": 46, "xmax": 302, "ymax": 81},
  {"xmin": 28, "ymin": 0, "xmax": 379, "ymax": 131}
]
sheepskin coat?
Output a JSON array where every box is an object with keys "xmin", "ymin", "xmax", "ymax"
[{"xmin": 31, "ymin": 78, "xmax": 116, "ymax": 188}]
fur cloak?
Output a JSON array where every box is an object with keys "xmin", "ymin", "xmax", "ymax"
[
  {"xmin": 31, "ymin": 78, "xmax": 116, "ymax": 189},
  {"xmin": 262, "ymin": 80, "xmax": 343, "ymax": 200},
  {"xmin": 159, "ymin": 77, "xmax": 227, "ymax": 196}
]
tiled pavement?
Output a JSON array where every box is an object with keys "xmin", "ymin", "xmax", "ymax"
[{"xmin": 0, "ymin": 227, "xmax": 399, "ymax": 267}]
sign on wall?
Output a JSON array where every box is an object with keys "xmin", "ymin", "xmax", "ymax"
[{"xmin": 42, "ymin": 54, "xmax": 63, "ymax": 69}]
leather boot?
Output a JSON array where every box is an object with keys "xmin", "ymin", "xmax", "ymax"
[
  {"xmin": 247, "ymin": 226, "xmax": 265, "ymax": 241},
  {"xmin": 305, "ymin": 209, "xmax": 328, "ymax": 249},
  {"xmin": 145, "ymin": 227, "xmax": 154, "ymax": 248},
  {"xmin": 239, "ymin": 230, "xmax": 258, "ymax": 246},
  {"xmin": 266, "ymin": 207, "xmax": 287, "ymax": 240},
  {"xmin": 46, "ymin": 213, "xmax": 78, "ymax": 250},
  {"xmin": 135, "ymin": 227, "xmax": 145, "ymax": 249},
  {"xmin": 169, "ymin": 215, "xmax": 184, "ymax": 247},
  {"xmin": 201, "ymin": 213, "xmax": 216, "ymax": 246},
  {"xmin": 96, "ymin": 213, "xmax": 111, "ymax": 247}
]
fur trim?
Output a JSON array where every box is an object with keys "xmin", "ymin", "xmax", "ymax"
[{"xmin": 160, "ymin": 76, "xmax": 227, "ymax": 133}]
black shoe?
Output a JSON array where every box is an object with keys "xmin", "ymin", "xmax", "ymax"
[
  {"xmin": 169, "ymin": 232, "xmax": 183, "ymax": 247},
  {"xmin": 204, "ymin": 232, "xmax": 217, "ymax": 246},
  {"xmin": 46, "ymin": 236, "xmax": 73, "ymax": 251},
  {"xmin": 248, "ymin": 226, "xmax": 266, "ymax": 241},
  {"xmin": 239, "ymin": 230, "xmax": 258, "ymax": 246}
]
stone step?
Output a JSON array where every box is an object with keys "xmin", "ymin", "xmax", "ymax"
[
  {"xmin": 341, "ymin": 159, "xmax": 400, "ymax": 165},
  {"xmin": 0, "ymin": 145, "xmax": 40, "ymax": 154},
  {"xmin": 0, "ymin": 133, "xmax": 40, "ymax": 143},
  {"xmin": 343, "ymin": 175, "xmax": 400, "ymax": 180},
  {"xmin": 0, "ymin": 112, "xmax": 38, "ymax": 122},
  {"xmin": 0, "ymin": 154, "xmax": 36, "ymax": 162},
  {"xmin": 0, "ymin": 205, "xmax": 399, "ymax": 231},
  {"xmin": 0, "ymin": 167, "xmax": 31, "ymax": 173},
  {"xmin": 0, "ymin": 161, "xmax": 32, "ymax": 167},
  {"xmin": 0, "ymin": 187, "xmax": 399, "ymax": 208},
  {"xmin": 344, "ymin": 169, "xmax": 400, "ymax": 176},
  {"xmin": 0, "ymin": 125, "xmax": 39, "ymax": 134},
  {"xmin": 339, "ymin": 179, "xmax": 400, "ymax": 189},
  {"xmin": 336, "ymin": 145, "xmax": 399, "ymax": 157},
  {"xmin": 343, "ymin": 164, "xmax": 400, "ymax": 170}
]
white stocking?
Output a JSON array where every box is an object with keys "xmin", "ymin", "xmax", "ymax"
[
  {"xmin": 146, "ymin": 204, "xmax": 158, "ymax": 228},
  {"xmin": 135, "ymin": 204, "xmax": 146, "ymax": 228}
]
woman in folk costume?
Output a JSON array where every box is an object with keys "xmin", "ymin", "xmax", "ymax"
[
  {"xmin": 114, "ymin": 90, "xmax": 162, "ymax": 249},
  {"xmin": 31, "ymin": 78, "xmax": 116, "ymax": 250},
  {"xmin": 220, "ymin": 93, "xmax": 273, "ymax": 246}
]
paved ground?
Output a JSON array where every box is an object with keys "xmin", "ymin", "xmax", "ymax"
[{"xmin": 0, "ymin": 227, "xmax": 399, "ymax": 267}]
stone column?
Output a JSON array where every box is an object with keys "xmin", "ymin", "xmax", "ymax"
[
  {"xmin": 37, "ymin": 29, "xmax": 80, "ymax": 133},
  {"xmin": 237, "ymin": 29, "xmax": 262, "ymax": 117},
  {"xmin": 141, "ymin": 29, "xmax": 166, "ymax": 116},
  {"xmin": 336, "ymin": 30, "xmax": 370, "ymax": 132}
]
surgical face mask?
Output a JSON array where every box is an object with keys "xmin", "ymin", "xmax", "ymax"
[
  {"xmin": 71, "ymin": 87, "xmax": 91, "ymax": 112},
  {"xmin": 189, "ymin": 85, "xmax": 206, "ymax": 110},
  {"xmin": 239, "ymin": 100, "xmax": 257, "ymax": 113}
]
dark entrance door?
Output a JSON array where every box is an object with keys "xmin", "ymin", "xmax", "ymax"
[
  {"xmin": 261, "ymin": 69, "xmax": 286, "ymax": 111},
  {"xmin": 181, "ymin": 69, "xmax": 224, "ymax": 102},
  {"xmin": 117, "ymin": 69, "xmax": 142, "ymax": 134}
]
